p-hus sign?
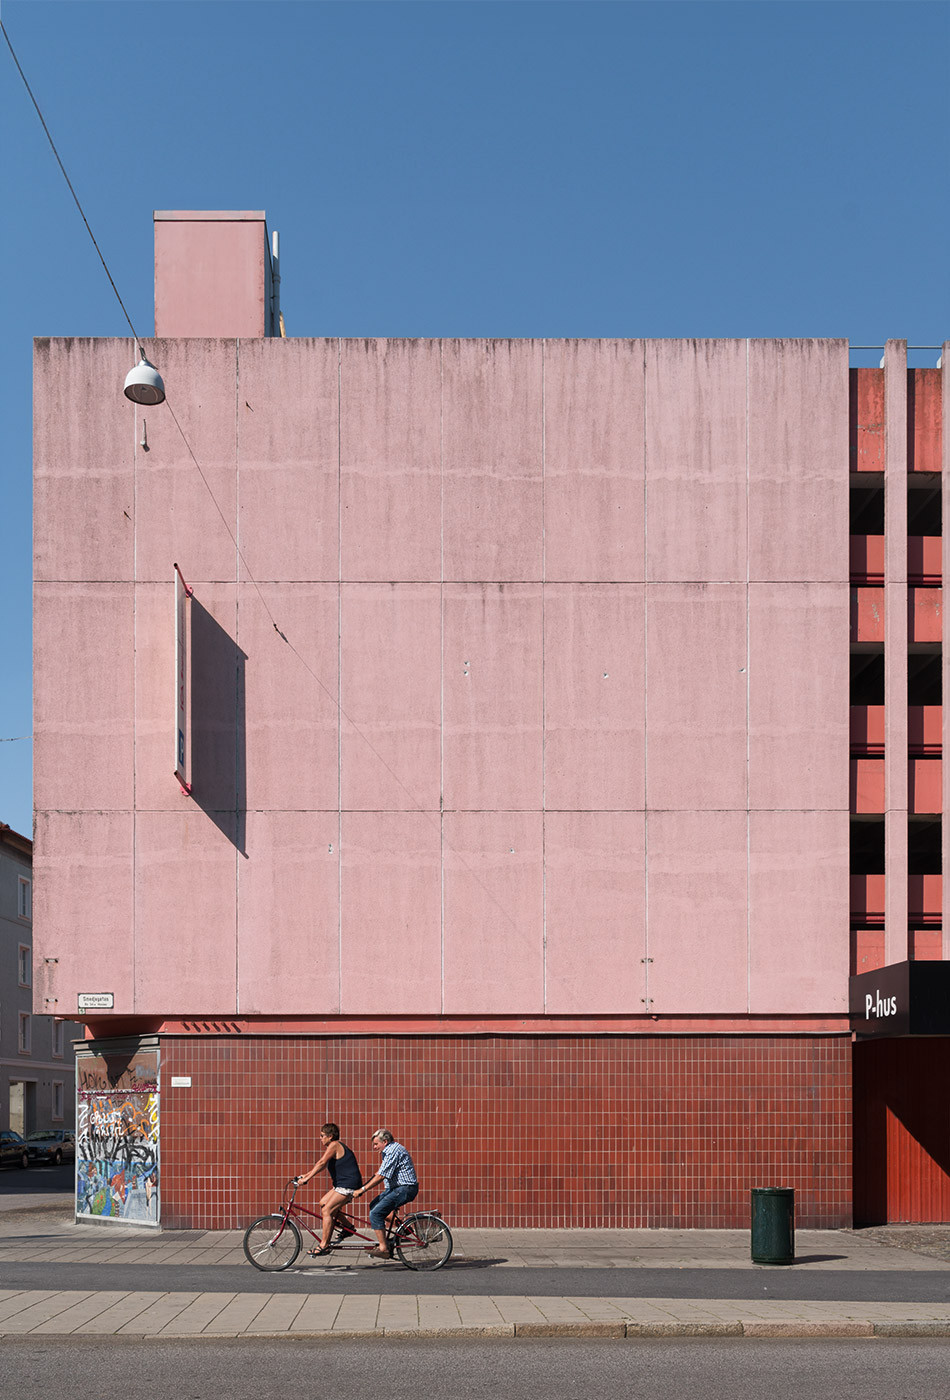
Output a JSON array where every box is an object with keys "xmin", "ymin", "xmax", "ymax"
[
  {"xmin": 850, "ymin": 961, "xmax": 950, "ymax": 1039},
  {"xmin": 174, "ymin": 564, "xmax": 192, "ymax": 793}
]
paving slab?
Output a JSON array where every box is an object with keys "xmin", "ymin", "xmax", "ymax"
[
  {"xmin": 31, "ymin": 1290, "xmax": 130, "ymax": 1335},
  {"xmin": 81, "ymin": 1291, "xmax": 171, "ymax": 1334},
  {"xmin": 244, "ymin": 1292, "xmax": 308, "ymax": 1333},
  {"xmin": 288, "ymin": 1293, "xmax": 345, "ymax": 1333},
  {"xmin": 1, "ymin": 1289, "xmax": 94, "ymax": 1333},
  {"xmin": 417, "ymin": 1294, "xmax": 465, "ymax": 1330},
  {"xmin": 159, "ymin": 1291, "xmax": 237, "ymax": 1335},
  {"xmin": 201, "ymin": 1293, "xmax": 270, "ymax": 1334},
  {"xmin": 0, "ymin": 1290, "xmax": 57, "ymax": 1325},
  {"xmin": 455, "ymin": 1295, "xmax": 506, "ymax": 1328},
  {"xmin": 116, "ymin": 1291, "xmax": 197, "ymax": 1335},
  {"xmin": 334, "ymin": 1294, "xmax": 381, "ymax": 1331}
]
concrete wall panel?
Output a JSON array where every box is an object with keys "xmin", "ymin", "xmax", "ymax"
[
  {"xmin": 749, "ymin": 340, "xmax": 849, "ymax": 583},
  {"xmin": 32, "ymin": 812, "xmax": 134, "ymax": 1014},
  {"xmin": 134, "ymin": 582, "xmax": 241, "ymax": 816},
  {"xmin": 646, "ymin": 584, "xmax": 747, "ymax": 811},
  {"xmin": 443, "ymin": 584, "xmax": 543, "ymax": 810},
  {"xmin": 133, "ymin": 811, "xmax": 237, "ymax": 1013},
  {"xmin": 647, "ymin": 810, "xmax": 748, "ymax": 1012},
  {"xmin": 238, "ymin": 809, "xmax": 340, "ymax": 1015},
  {"xmin": 749, "ymin": 582, "xmax": 850, "ymax": 810},
  {"xmin": 749, "ymin": 811, "xmax": 849, "ymax": 1012},
  {"xmin": 132, "ymin": 580, "xmax": 193, "ymax": 812},
  {"xmin": 34, "ymin": 338, "xmax": 134, "ymax": 582},
  {"xmin": 237, "ymin": 338, "xmax": 340, "ymax": 581},
  {"xmin": 645, "ymin": 340, "xmax": 747, "ymax": 582},
  {"xmin": 341, "ymin": 339, "xmax": 441, "ymax": 581},
  {"xmin": 242, "ymin": 583, "xmax": 339, "ymax": 811},
  {"xmin": 442, "ymin": 340, "xmax": 542, "ymax": 580},
  {"xmin": 443, "ymin": 811, "xmax": 543, "ymax": 1012},
  {"xmin": 134, "ymin": 339, "xmax": 237, "ymax": 583},
  {"xmin": 543, "ymin": 812, "xmax": 645, "ymax": 1013},
  {"xmin": 342, "ymin": 584, "xmax": 441, "ymax": 812},
  {"xmin": 34, "ymin": 583, "xmax": 133, "ymax": 812},
  {"xmin": 544, "ymin": 340, "xmax": 644, "ymax": 581},
  {"xmin": 544, "ymin": 584, "xmax": 644, "ymax": 810},
  {"xmin": 340, "ymin": 812, "xmax": 442, "ymax": 1014}
]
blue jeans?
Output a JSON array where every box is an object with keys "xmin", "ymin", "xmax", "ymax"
[{"xmin": 369, "ymin": 1182, "xmax": 418, "ymax": 1230}]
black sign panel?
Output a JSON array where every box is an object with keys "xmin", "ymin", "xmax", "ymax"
[{"xmin": 850, "ymin": 960, "xmax": 950, "ymax": 1038}]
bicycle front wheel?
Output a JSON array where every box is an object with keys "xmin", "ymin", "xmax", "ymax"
[
  {"xmin": 394, "ymin": 1212, "xmax": 453, "ymax": 1271},
  {"xmin": 243, "ymin": 1213, "xmax": 301, "ymax": 1271}
]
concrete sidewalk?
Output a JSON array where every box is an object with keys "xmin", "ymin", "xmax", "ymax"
[{"xmin": 0, "ymin": 1212, "xmax": 947, "ymax": 1340}]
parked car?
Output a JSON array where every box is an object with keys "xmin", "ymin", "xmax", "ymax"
[
  {"xmin": 25, "ymin": 1129, "xmax": 76, "ymax": 1166},
  {"xmin": 0, "ymin": 1130, "xmax": 30, "ymax": 1169}
]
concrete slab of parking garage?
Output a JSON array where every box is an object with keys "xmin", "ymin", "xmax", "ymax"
[{"xmin": 0, "ymin": 1216, "xmax": 947, "ymax": 1340}]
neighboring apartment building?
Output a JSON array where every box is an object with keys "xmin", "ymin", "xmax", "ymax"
[
  {"xmin": 0, "ymin": 823, "xmax": 79, "ymax": 1135},
  {"xmin": 32, "ymin": 212, "xmax": 949, "ymax": 1230}
]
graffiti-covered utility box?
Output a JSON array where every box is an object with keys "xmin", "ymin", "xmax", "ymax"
[{"xmin": 75, "ymin": 1040, "xmax": 159, "ymax": 1226}]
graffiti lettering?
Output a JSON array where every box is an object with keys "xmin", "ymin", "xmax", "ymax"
[{"xmin": 77, "ymin": 1094, "xmax": 159, "ymax": 1166}]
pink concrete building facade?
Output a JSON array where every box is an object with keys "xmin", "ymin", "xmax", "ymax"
[{"xmin": 33, "ymin": 213, "xmax": 950, "ymax": 1228}]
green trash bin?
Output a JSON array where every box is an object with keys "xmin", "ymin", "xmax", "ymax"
[{"xmin": 750, "ymin": 1187, "xmax": 795, "ymax": 1265}]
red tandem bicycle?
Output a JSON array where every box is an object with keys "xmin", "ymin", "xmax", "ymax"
[{"xmin": 243, "ymin": 1178, "xmax": 453, "ymax": 1272}]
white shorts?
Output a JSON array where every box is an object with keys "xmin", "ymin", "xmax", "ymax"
[{"xmin": 332, "ymin": 1187, "xmax": 356, "ymax": 1197}]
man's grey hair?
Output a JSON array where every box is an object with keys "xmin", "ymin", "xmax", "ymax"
[{"xmin": 372, "ymin": 1129, "xmax": 394, "ymax": 1144}]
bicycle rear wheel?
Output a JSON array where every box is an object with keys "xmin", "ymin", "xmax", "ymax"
[
  {"xmin": 393, "ymin": 1212, "xmax": 453, "ymax": 1271},
  {"xmin": 243, "ymin": 1213, "xmax": 301, "ymax": 1271}
]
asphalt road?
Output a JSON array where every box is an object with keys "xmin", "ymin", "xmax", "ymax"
[
  {"xmin": 3, "ymin": 1256, "xmax": 950, "ymax": 1302},
  {"xmin": 0, "ymin": 1159, "xmax": 74, "ymax": 1197},
  {"xmin": 2, "ymin": 1336, "xmax": 949, "ymax": 1400}
]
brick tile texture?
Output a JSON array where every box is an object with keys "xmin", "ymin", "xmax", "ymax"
[{"xmin": 158, "ymin": 1034, "xmax": 851, "ymax": 1231}]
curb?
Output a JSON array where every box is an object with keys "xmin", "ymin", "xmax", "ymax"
[
  {"xmin": 872, "ymin": 1321, "xmax": 950, "ymax": 1337},
  {"xmin": 41, "ymin": 1320, "xmax": 950, "ymax": 1342},
  {"xmin": 742, "ymin": 1321, "xmax": 873, "ymax": 1338}
]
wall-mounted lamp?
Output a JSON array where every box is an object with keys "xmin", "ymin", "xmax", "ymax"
[{"xmin": 124, "ymin": 347, "xmax": 165, "ymax": 405}]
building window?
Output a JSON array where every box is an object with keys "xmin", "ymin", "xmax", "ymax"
[
  {"xmin": 18, "ymin": 945, "xmax": 31, "ymax": 988},
  {"xmin": 17, "ymin": 877, "xmax": 32, "ymax": 921},
  {"xmin": 52, "ymin": 1020, "xmax": 64, "ymax": 1057},
  {"xmin": 18, "ymin": 1014, "xmax": 31, "ymax": 1054},
  {"xmin": 52, "ymin": 1082, "xmax": 64, "ymax": 1120}
]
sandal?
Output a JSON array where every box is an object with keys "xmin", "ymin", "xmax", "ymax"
[{"xmin": 309, "ymin": 1245, "xmax": 332, "ymax": 1256}]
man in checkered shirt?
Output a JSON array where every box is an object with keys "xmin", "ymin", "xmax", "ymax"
[{"xmin": 354, "ymin": 1128, "xmax": 419, "ymax": 1258}]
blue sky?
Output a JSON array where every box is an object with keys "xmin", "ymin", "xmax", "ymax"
[{"xmin": 1, "ymin": 0, "xmax": 947, "ymax": 838}]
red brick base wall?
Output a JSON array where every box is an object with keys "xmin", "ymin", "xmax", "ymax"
[{"xmin": 158, "ymin": 1034, "xmax": 852, "ymax": 1230}]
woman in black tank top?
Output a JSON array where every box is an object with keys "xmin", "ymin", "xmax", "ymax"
[{"xmin": 295, "ymin": 1122, "xmax": 363, "ymax": 1253}]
